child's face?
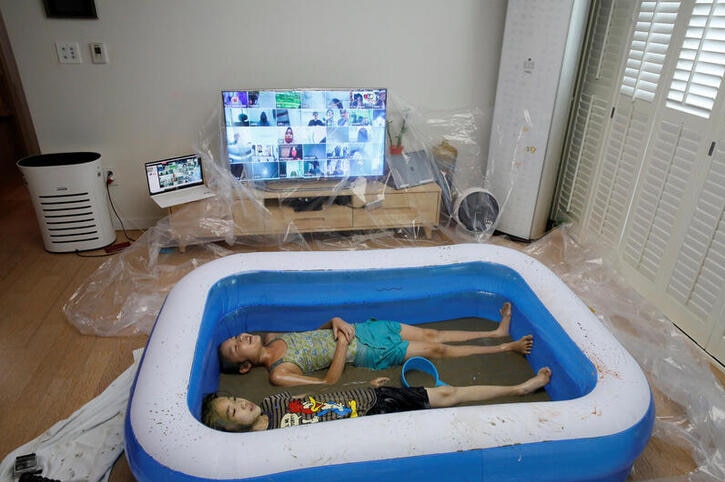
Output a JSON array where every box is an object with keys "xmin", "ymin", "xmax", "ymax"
[
  {"xmin": 220, "ymin": 333, "xmax": 262, "ymax": 364},
  {"xmin": 213, "ymin": 396, "xmax": 261, "ymax": 431}
]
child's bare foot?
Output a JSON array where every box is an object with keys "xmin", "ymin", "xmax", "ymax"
[
  {"xmin": 515, "ymin": 367, "xmax": 551, "ymax": 395},
  {"xmin": 501, "ymin": 334, "xmax": 533, "ymax": 354},
  {"xmin": 490, "ymin": 302, "xmax": 512, "ymax": 337},
  {"xmin": 369, "ymin": 377, "xmax": 390, "ymax": 388}
]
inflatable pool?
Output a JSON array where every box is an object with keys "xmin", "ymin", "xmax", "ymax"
[{"xmin": 125, "ymin": 244, "xmax": 654, "ymax": 481}]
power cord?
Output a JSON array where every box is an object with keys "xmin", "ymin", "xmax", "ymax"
[
  {"xmin": 72, "ymin": 171, "xmax": 139, "ymax": 258},
  {"xmin": 74, "ymin": 248, "xmax": 121, "ymax": 258},
  {"xmin": 105, "ymin": 171, "xmax": 137, "ymax": 243}
]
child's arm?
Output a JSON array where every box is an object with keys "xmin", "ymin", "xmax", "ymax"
[{"xmin": 317, "ymin": 316, "xmax": 355, "ymax": 342}]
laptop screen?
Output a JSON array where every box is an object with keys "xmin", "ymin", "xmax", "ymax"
[{"xmin": 145, "ymin": 154, "xmax": 205, "ymax": 195}]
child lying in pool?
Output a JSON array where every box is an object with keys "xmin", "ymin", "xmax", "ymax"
[
  {"xmin": 202, "ymin": 367, "xmax": 552, "ymax": 432},
  {"xmin": 219, "ymin": 302, "xmax": 534, "ymax": 387}
]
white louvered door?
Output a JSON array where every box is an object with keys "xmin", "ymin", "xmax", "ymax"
[
  {"xmin": 556, "ymin": 0, "xmax": 725, "ymax": 363},
  {"xmin": 554, "ymin": 0, "xmax": 638, "ymax": 232},
  {"xmin": 588, "ymin": 100, "xmax": 654, "ymax": 248},
  {"xmin": 618, "ymin": 111, "xmax": 716, "ymax": 343},
  {"xmin": 664, "ymin": 140, "xmax": 725, "ymax": 347},
  {"xmin": 588, "ymin": 0, "xmax": 682, "ymax": 249}
]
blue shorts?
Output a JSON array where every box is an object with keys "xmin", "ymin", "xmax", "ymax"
[{"xmin": 353, "ymin": 320, "xmax": 409, "ymax": 370}]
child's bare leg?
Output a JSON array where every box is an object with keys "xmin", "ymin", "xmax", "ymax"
[
  {"xmin": 406, "ymin": 334, "xmax": 533, "ymax": 359},
  {"xmin": 399, "ymin": 302, "xmax": 513, "ymax": 342},
  {"xmin": 489, "ymin": 301, "xmax": 512, "ymax": 337},
  {"xmin": 426, "ymin": 367, "xmax": 552, "ymax": 407}
]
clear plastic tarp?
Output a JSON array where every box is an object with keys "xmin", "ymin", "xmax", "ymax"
[
  {"xmin": 61, "ymin": 95, "xmax": 725, "ymax": 481},
  {"xmin": 492, "ymin": 227, "xmax": 725, "ymax": 481}
]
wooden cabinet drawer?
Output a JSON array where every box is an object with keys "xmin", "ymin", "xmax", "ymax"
[
  {"xmin": 264, "ymin": 202, "xmax": 353, "ymax": 233},
  {"xmin": 230, "ymin": 200, "xmax": 266, "ymax": 235},
  {"xmin": 353, "ymin": 191, "xmax": 440, "ymax": 229}
]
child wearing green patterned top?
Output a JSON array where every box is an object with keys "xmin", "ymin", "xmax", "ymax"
[{"xmin": 219, "ymin": 302, "xmax": 534, "ymax": 387}]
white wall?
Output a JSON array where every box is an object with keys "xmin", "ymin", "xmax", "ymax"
[{"xmin": 0, "ymin": 0, "xmax": 506, "ymax": 228}]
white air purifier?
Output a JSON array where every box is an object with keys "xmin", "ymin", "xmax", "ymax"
[{"xmin": 17, "ymin": 152, "xmax": 116, "ymax": 253}]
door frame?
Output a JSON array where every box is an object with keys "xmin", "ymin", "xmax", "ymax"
[{"xmin": 0, "ymin": 10, "xmax": 39, "ymax": 161}]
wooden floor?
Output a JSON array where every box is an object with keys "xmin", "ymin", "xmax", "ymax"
[{"xmin": 1, "ymin": 170, "xmax": 723, "ymax": 481}]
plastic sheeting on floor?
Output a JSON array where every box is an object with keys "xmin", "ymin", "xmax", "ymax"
[{"xmin": 497, "ymin": 226, "xmax": 725, "ymax": 482}]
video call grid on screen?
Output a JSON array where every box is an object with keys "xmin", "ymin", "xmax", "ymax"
[{"xmin": 222, "ymin": 88, "xmax": 387, "ymax": 182}]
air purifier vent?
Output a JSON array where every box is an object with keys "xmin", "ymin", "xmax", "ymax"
[{"xmin": 17, "ymin": 152, "xmax": 116, "ymax": 252}]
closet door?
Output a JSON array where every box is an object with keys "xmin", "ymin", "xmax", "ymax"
[
  {"xmin": 661, "ymin": 138, "xmax": 725, "ymax": 359},
  {"xmin": 710, "ymin": 304, "xmax": 725, "ymax": 362},
  {"xmin": 554, "ymin": 0, "xmax": 637, "ymax": 232},
  {"xmin": 556, "ymin": 0, "xmax": 725, "ymax": 363},
  {"xmin": 618, "ymin": 0, "xmax": 725, "ymax": 354},
  {"xmin": 587, "ymin": 0, "xmax": 683, "ymax": 249}
]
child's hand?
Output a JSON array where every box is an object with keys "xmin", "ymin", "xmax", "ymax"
[
  {"xmin": 369, "ymin": 377, "xmax": 390, "ymax": 388},
  {"xmin": 331, "ymin": 316, "xmax": 355, "ymax": 342}
]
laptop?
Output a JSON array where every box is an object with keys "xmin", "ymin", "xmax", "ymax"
[
  {"xmin": 387, "ymin": 150, "xmax": 435, "ymax": 189},
  {"xmin": 145, "ymin": 154, "xmax": 215, "ymax": 208}
]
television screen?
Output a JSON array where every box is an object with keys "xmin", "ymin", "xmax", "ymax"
[{"xmin": 222, "ymin": 88, "xmax": 387, "ymax": 183}]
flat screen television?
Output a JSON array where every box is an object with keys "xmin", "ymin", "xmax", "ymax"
[{"xmin": 221, "ymin": 88, "xmax": 387, "ymax": 186}]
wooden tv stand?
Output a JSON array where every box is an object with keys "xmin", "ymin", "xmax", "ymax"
[{"xmin": 168, "ymin": 180, "xmax": 441, "ymax": 247}]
